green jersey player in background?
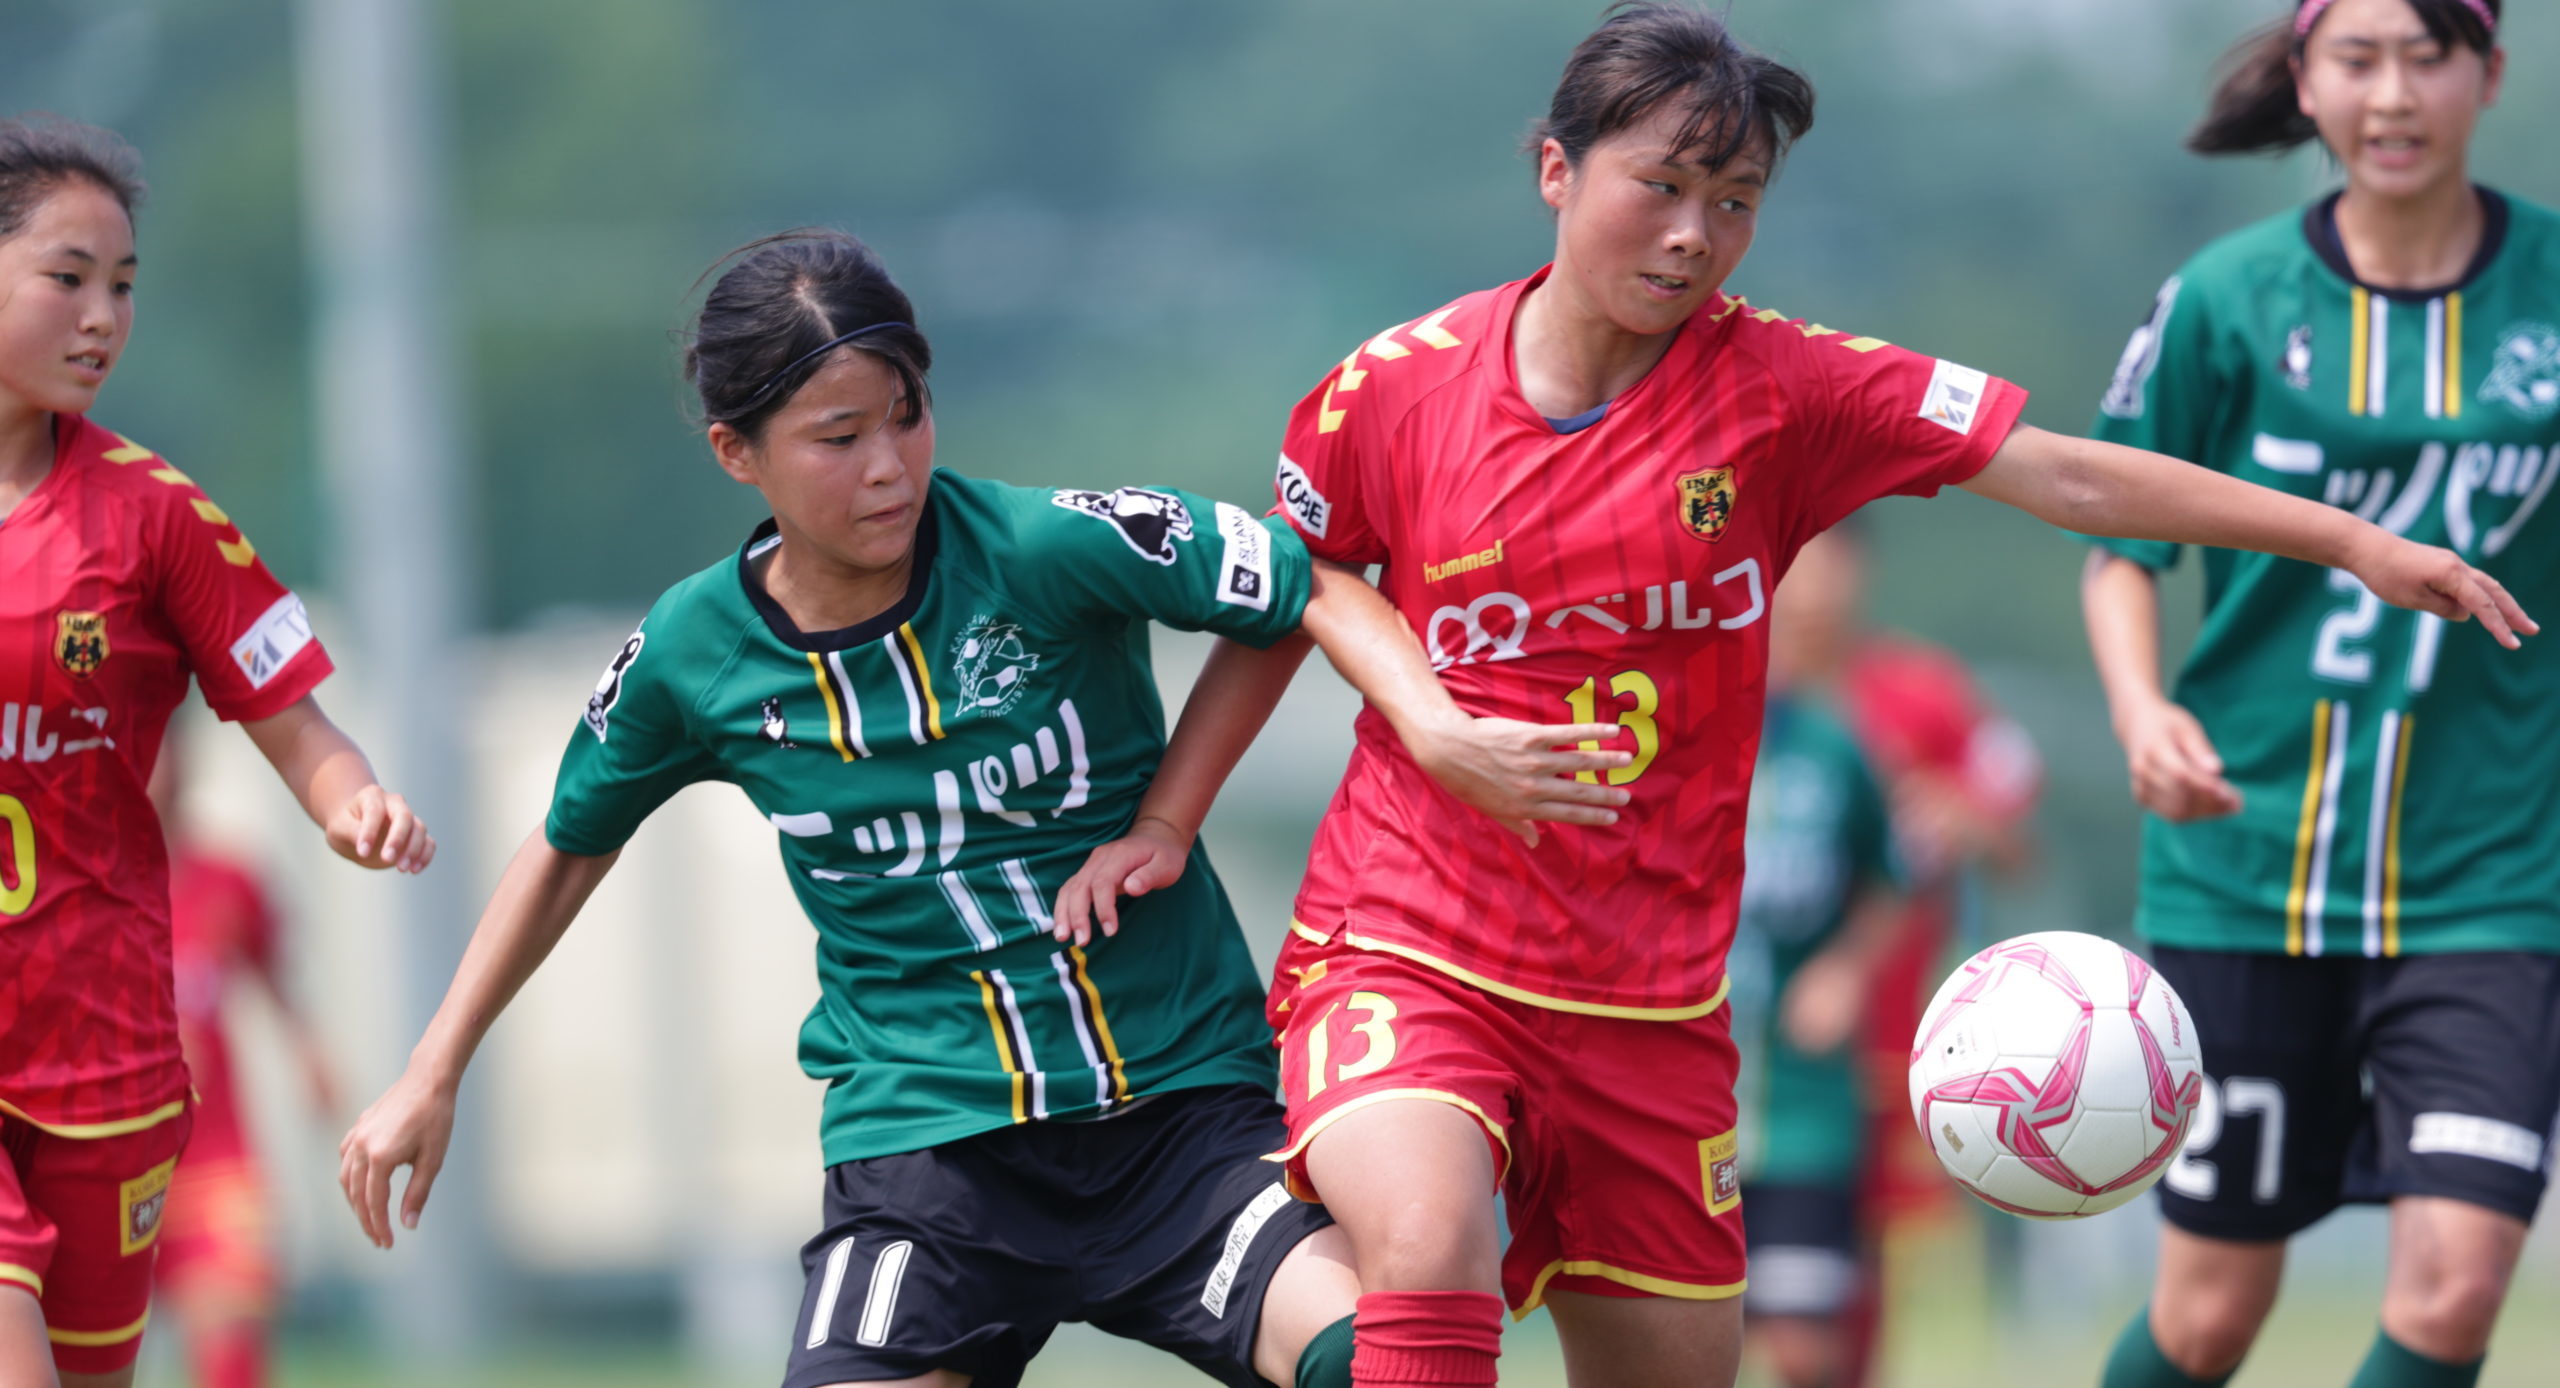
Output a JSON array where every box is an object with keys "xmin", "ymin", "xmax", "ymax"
[
  {"xmin": 1729, "ymin": 529, "xmax": 1908, "ymax": 1388},
  {"xmin": 329, "ymin": 229, "xmax": 1621, "ymax": 1388},
  {"xmin": 2083, "ymin": 4, "xmax": 2560, "ymax": 1388}
]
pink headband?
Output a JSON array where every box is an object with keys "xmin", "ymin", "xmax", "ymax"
[{"xmin": 2297, "ymin": 0, "xmax": 2497, "ymax": 39}]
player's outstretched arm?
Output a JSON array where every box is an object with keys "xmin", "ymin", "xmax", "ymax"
[
  {"xmin": 1965, "ymin": 425, "xmax": 2536, "ymax": 647},
  {"xmin": 242, "ymin": 695, "xmax": 438, "ymax": 873},
  {"xmin": 2081, "ymin": 550, "xmax": 2241, "ymax": 822},
  {"xmin": 338, "ymin": 829, "xmax": 618, "ymax": 1248},
  {"xmin": 1299, "ymin": 559, "xmax": 1632, "ymax": 848}
]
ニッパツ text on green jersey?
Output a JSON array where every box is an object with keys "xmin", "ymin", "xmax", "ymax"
[
  {"xmin": 546, "ymin": 471, "xmax": 1313, "ymax": 1165},
  {"xmin": 1730, "ymin": 694, "xmax": 1899, "ymax": 1186},
  {"xmin": 2092, "ymin": 189, "xmax": 2560, "ymax": 960}
]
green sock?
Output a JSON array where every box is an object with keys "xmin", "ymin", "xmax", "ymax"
[
  {"xmin": 2100, "ymin": 1306, "xmax": 2231, "ymax": 1388},
  {"xmin": 2347, "ymin": 1329, "xmax": 2483, "ymax": 1388},
  {"xmin": 1295, "ymin": 1312, "xmax": 1356, "ymax": 1388}
]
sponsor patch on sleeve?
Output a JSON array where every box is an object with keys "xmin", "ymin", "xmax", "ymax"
[
  {"xmin": 1213, "ymin": 502, "xmax": 1273, "ymax": 611},
  {"xmin": 229, "ymin": 594, "xmax": 316, "ymax": 690},
  {"xmin": 1276, "ymin": 453, "xmax": 1329, "ymax": 539},
  {"xmin": 1918, "ymin": 359, "xmax": 1992, "ymax": 436},
  {"xmin": 583, "ymin": 631, "xmax": 647, "ymax": 742}
]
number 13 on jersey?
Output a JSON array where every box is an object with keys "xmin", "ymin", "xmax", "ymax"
[{"xmin": 1566, "ymin": 670, "xmax": 1662, "ymax": 786}]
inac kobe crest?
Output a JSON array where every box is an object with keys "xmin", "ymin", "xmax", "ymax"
[
  {"xmin": 54, "ymin": 611, "xmax": 108, "ymax": 677},
  {"xmin": 1675, "ymin": 465, "xmax": 1738, "ymax": 543},
  {"xmin": 952, "ymin": 617, "xmax": 1040, "ymax": 716},
  {"xmin": 1051, "ymin": 487, "xmax": 1194, "ymax": 564}
]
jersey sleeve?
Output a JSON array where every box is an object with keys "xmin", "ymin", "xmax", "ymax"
[
  {"xmin": 1797, "ymin": 336, "xmax": 2030, "ymax": 537},
  {"xmin": 543, "ymin": 622, "xmax": 724, "ymax": 855},
  {"xmin": 2085, "ymin": 273, "xmax": 2221, "ymax": 572},
  {"xmin": 151, "ymin": 477, "xmax": 334, "ymax": 722},
  {"xmin": 1012, "ymin": 484, "xmax": 1314, "ymax": 648},
  {"xmin": 1271, "ymin": 356, "xmax": 1392, "ymax": 565}
]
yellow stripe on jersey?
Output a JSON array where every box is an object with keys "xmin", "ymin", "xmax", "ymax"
[
  {"xmin": 973, "ymin": 970, "xmax": 1027, "ymax": 1124},
  {"xmin": 48, "ymin": 1311, "xmax": 149, "ymax": 1347},
  {"xmin": 2444, "ymin": 294, "xmax": 2464, "ymax": 420},
  {"xmin": 1066, "ymin": 947, "xmax": 1130, "ymax": 1103},
  {"xmin": 2349, "ymin": 289, "xmax": 2372, "ymax": 417},
  {"xmin": 0, "ymin": 1264, "xmax": 42, "ymax": 1297},
  {"xmin": 806, "ymin": 653, "xmax": 857, "ymax": 763},
  {"xmin": 2383, "ymin": 714, "xmax": 2415, "ymax": 957},
  {"xmin": 2286, "ymin": 700, "xmax": 2334, "ymax": 957},
  {"xmin": 0, "ymin": 1096, "xmax": 186, "ymax": 1140},
  {"xmin": 897, "ymin": 623, "xmax": 946, "ymax": 740},
  {"xmin": 1513, "ymin": 1260, "xmax": 1746, "ymax": 1319}
]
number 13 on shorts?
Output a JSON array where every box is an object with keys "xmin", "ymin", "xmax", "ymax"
[{"xmin": 1304, "ymin": 991, "xmax": 1400, "ymax": 1098}]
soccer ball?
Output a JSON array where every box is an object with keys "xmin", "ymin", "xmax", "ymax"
[{"xmin": 1908, "ymin": 931, "xmax": 2204, "ymax": 1220}]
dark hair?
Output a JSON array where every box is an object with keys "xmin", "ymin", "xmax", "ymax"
[
  {"xmin": 683, "ymin": 229, "xmax": 932, "ymax": 439},
  {"xmin": 0, "ymin": 116, "xmax": 145, "ymax": 239},
  {"xmin": 1529, "ymin": 3, "xmax": 1815, "ymax": 174},
  {"xmin": 2192, "ymin": 0, "xmax": 2501, "ymax": 156}
]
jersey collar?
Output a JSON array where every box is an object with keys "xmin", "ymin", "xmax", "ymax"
[
  {"xmin": 2303, "ymin": 185, "xmax": 2510, "ymax": 303},
  {"xmin": 1490, "ymin": 265, "xmax": 1712, "ymax": 436},
  {"xmin": 735, "ymin": 484, "xmax": 942, "ymax": 653}
]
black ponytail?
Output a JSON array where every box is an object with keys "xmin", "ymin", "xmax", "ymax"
[
  {"xmin": 682, "ymin": 229, "xmax": 932, "ymax": 440},
  {"xmin": 2192, "ymin": 0, "xmax": 2502, "ymax": 157}
]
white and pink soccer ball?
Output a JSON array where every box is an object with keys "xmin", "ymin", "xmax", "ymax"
[{"xmin": 1908, "ymin": 931, "xmax": 2205, "ymax": 1220}]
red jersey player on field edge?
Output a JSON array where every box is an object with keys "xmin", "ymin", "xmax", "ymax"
[
  {"xmin": 0, "ymin": 118, "xmax": 431, "ymax": 1388},
  {"xmin": 1055, "ymin": 7, "xmax": 2528, "ymax": 1387}
]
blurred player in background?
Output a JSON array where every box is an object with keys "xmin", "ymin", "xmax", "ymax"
[
  {"xmin": 1742, "ymin": 525, "xmax": 2040, "ymax": 1388},
  {"xmin": 0, "ymin": 118, "xmax": 431, "ymax": 1388},
  {"xmin": 1060, "ymin": 5, "xmax": 2529, "ymax": 1386},
  {"xmin": 2083, "ymin": 4, "xmax": 2560, "ymax": 1387},
  {"xmin": 336, "ymin": 229, "xmax": 1606, "ymax": 1388},
  {"xmin": 1728, "ymin": 531, "xmax": 1910, "ymax": 1388},
  {"xmin": 145, "ymin": 727, "xmax": 337, "ymax": 1388}
]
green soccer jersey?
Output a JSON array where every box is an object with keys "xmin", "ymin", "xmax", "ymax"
[
  {"xmin": 2091, "ymin": 188, "xmax": 2560, "ymax": 959},
  {"xmin": 545, "ymin": 470, "xmax": 1313, "ymax": 1165},
  {"xmin": 1730, "ymin": 694, "xmax": 1899, "ymax": 1187}
]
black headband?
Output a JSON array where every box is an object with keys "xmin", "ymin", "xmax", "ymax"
[{"xmin": 744, "ymin": 321, "xmax": 915, "ymax": 410}]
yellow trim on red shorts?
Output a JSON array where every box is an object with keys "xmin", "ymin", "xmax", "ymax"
[
  {"xmin": 46, "ymin": 1310, "xmax": 149, "ymax": 1347},
  {"xmin": 1513, "ymin": 1259, "xmax": 1748, "ymax": 1319},
  {"xmin": 0, "ymin": 1264, "xmax": 42, "ymax": 1297},
  {"xmin": 0, "ymin": 1096, "xmax": 186, "ymax": 1140},
  {"xmin": 1290, "ymin": 920, "xmax": 1732, "ymax": 1020},
  {"xmin": 1264, "ymin": 1086, "xmax": 1513, "ymax": 1195}
]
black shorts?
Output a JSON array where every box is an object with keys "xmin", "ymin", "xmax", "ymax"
[
  {"xmin": 782, "ymin": 1083, "xmax": 1332, "ymax": 1388},
  {"xmin": 2151, "ymin": 947, "xmax": 2560, "ymax": 1241},
  {"xmin": 1739, "ymin": 1182, "xmax": 1860, "ymax": 1318}
]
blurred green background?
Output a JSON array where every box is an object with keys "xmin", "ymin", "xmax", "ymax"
[{"xmin": 10, "ymin": 0, "xmax": 2559, "ymax": 1383}]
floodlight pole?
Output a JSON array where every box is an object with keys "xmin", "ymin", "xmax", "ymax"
[{"xmin": 294, "ymin": 0, "xmax": 489, "ymax": 1357}]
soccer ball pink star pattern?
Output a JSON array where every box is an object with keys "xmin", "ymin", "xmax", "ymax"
[{"xmin": 1908, "ymin": 931, "xmax": 2205, "ymax": 1219}]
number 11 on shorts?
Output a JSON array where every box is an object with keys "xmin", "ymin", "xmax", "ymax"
[{"xmin": 1306, "ymin": 991, "xmax": 1400, "ymax": 1098}]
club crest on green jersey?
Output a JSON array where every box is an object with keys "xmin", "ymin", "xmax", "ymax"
[
  {"xmin": 2283, "ymin": 325, "xmax": 2314, "ymax": 392},
  {"xmin": 951, "ymin": 617, "xmax": 1040, "ymax": 717},
  {"xmin": 584, "ymin": 631, "xmax": 645, "ymax": 742},
  {"xmin": 760, "ymin": 696, "xmax": 797, "ymax": 748},
  {"xmin": 2481, "ymin": 323, "xmax": 2560, "ymax": 420},
  {"xmin": 1050, "ymin": 487, "xmax": 1194, "ymax": 565}
]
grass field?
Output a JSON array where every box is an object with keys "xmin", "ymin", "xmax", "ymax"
[{"xmin": 259, "ymin": 1216, "xmax": 2560, "ymax": 1388}]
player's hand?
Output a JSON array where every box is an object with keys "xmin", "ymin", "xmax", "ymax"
[
  {"xmin": 1052, "ymin": 815, "xmax": 1192, "ymax": 947},
  {"xmin": 338, "ymin": 1066, "xmax": 457, "ymax": 1250},
  {"xmin": 1780, "ymin": 951, "xmax": 1867, "ymax": 1057},
  {"xmin": 1403, "ymin": 714, "xmax": 1632, "ymax": 848},
  {"xmin": 2116, "ymin": 698, "xmax": 2241, "ymax": 822},
  {"xmin": 2343, "ymin": 532, "xmax": 2537, "ymax": 648},
  {"xmin": 326, "ymin": 784, "xmax": 437, "ymax": 874}
]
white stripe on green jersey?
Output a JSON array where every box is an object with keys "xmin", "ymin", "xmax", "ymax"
[
  {"xmin": 546, "ymin": 470, "xmax": 1312, "ymax": 1164},
  {"xmin": 2091, "ymin": 189, "xmax": 2560, "ymax": 958}
]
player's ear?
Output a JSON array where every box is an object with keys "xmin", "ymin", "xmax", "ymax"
[
  {"xmin": 1537, "ymin": 137, "xmax": 1576, "ymax": 213},
  {"xmin": 707, "ymin": 421, "xmax": 760, "ymax": 486}
]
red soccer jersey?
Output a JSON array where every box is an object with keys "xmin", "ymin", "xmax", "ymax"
[
  {"xmin": 0, "ymin": 415, "xmax": 331, "ymax": 1133},
  {"xmin": 168, "ymin": 848, "xmax": 280, "ymax": 1165},
  {"xmin": 1277, "ymin": 270, "xmax": 2027, "ymax": 1015}
]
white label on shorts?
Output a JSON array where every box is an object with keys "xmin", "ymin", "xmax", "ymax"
[
  {"xmin": 856, "ymin": 1239, "xmax": 913, "ymax": 1347},
  {"xmin": 2410, "ymin": 1112, "xmax": 2545, "ymax": 1172},
  {"xmin": 807, "ymin": 1236, "xmax": 855, "ymax": 1349},
  {"xmin": 1200, "ymin": 1182, "xmax": 1295, "ymax": 1319}
]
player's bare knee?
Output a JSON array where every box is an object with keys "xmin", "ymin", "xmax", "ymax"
[
  {"xmin": 2387, "ymin": 1262, "xmax": 2512, "ymax": 1360},
  {"xmin": 2151, "ymin": 1293, "xmax": 2267, "ymax": 1379}
]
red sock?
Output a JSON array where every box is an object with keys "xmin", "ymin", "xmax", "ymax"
[
  {"xmin": 1350, "ymin": 1289, "xmax": 1504, "ymax": 1388},
  {"xmin": 194, "ymin": 1323, "xmax": 270, "ymax": 1388}
]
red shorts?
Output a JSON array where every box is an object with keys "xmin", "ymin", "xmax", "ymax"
[
  {"xmin": 1266, "ymin": 932, "xmax": 1746, "ymax": 1314},
  {"xmin": 153, "ymin": 1154, "xmax": 279, "ymax": 1314},
  {"xmin": 0, "ymin": 1107, "xmax": 192, "ymax": 1374}
]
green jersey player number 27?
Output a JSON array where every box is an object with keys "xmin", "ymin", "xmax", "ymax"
[
  {"xmin": 2084, "ymin": 4, "xmax": 2560, "ymax": 1387},
  {"xmin": 329, "ymin": 231, "xmax": 1610, "ymax": 1388}
]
